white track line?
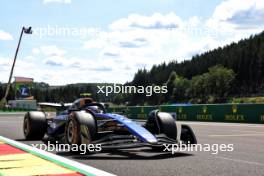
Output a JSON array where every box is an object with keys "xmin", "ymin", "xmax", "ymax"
[
  {"xmin": 0, "ymin": 136, "xmax": 116, "ymax": 176},
  {"xmin": 0, "ymin": 121, "xmax": 22, "ymax": 123},
  {"xmin": 0, "ymin": 112, "xmax": 25, "ymax": 115},
  {"xmin": 229, "ymin": 130, "xmax": 264, "ymax": 133},
  {"xmin": 209, "ymin": 133, "xmax": 264, "ymax": 137},
  {"xmin": 216, "ymin": 156, "xmax": 264, "ymax": 166},
  {"xmin": 179, "ymin": 121, "xmax": 264, "ymax": 127}
]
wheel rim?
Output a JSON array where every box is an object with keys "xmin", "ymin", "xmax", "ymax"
[
  {"xmin": 67, "ymin": 120, "xmax": 74, "ymax": 143},
  {"xmin": 24, "ymin": 117, "xmax": 29, "ymax": 135}
]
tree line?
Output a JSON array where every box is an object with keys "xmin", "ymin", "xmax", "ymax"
[
  {"xmin": 0, "ymin": 83, "xmax": 117, "ymax": 104},
  {"xmin": 126, "ymin": 31, "xmax": 264, "ymax": 105}
]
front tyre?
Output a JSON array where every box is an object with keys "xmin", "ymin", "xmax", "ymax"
[
  {"xmin": 146, "ymin": 110, "xmax": 177, "ymax": 151},
  {"xmin": 23, "ymin": 111, "xmax": 47, "ymax": 140},
  {"xmin": 65, "ymin": 111, "xmax": 97, "ymax": 153},
  {"xmin": 146, "ymin": 110, "xmax": 177, "ymax": 140}
]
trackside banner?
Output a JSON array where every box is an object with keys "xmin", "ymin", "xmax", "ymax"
[
  {"xmin": 107, "ymin": 104, "xmax": 264, "ymax": 124},
  {"xmin": 14, "ymin": 77, "xmax": 34, "ymax": 99}
]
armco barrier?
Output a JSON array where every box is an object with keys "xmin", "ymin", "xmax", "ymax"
[{"xmin": 107, "ymin": 104, "xmax": 264, "ymax": 124}]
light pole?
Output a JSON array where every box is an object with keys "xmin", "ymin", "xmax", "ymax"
[{"xmin": 0, "ymin": 27, "xmax": 32, "ymax": 108}]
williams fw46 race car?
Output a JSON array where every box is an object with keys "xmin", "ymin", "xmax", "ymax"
[{"xmin": 23, "ymin": 98, "xmax": 197, "ymax": 152}]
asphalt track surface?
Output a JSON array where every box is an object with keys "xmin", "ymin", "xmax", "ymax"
[{"xmin": 0, "ymin": 113, "xmax": 264, "ymax": 176}]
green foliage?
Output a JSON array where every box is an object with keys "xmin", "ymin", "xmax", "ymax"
[
  {"xmin": 231, "ymin": 97, "xmax": 264, "ymax": 103},
  {"xmin": 166, "ymin": 71, "xmax": 190, "ymax": 102},
  {"xmin": 187, "ymin": 65, "xmax": 235, "ymax": 103},
  {"xmin": 0, "ymin": 82, "xmax": 120, "ymax": 104},
  {"xmin": 128, "ymin": 31, "xmax": 264, "ymax": 104},
  {"xmin": 127, "ymin": 65, "xmax": 235, "ymax": 104},
  {"xmin": 131, "ymin": 31, "xmax": 264, "ymax": 95}
]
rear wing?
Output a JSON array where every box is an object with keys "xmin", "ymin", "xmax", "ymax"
[{"xmin": 38, "ymin": 102, "xmax": 72, "ymax": 110}]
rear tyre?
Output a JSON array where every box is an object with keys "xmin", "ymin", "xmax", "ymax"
[
  {"xmin": 23, "ymin": 111, "xmax": 47, "ymax": 140},
  {"xmin": 65, "ymin": 111, "xmax": 97, "ymax": 153}
]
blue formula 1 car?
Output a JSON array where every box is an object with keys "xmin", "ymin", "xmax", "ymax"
[{"xmin": 23, "ymin": 98, "xmax": 197, "ymax": 151}]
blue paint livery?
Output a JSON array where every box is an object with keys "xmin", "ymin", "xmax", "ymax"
[{"xmin": 96, "ymin": 113, "xmax": 158, "ymax": 143}]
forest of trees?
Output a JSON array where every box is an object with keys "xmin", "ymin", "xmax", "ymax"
[
  {"xmin": 1, "ymin": 31, "xmax": 264, "ymax": 105},
  {"xmin": 127, "ymin": 31, "xmax": 264, "ymax": 105},
  {"xmin": 0, "ymin": 83, "xmax": 118, "ymax": 104},
  {"xmin": 122, "ymin": 65, "xmax": 235, "ymax": 105}
]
